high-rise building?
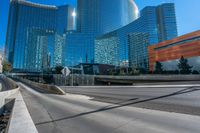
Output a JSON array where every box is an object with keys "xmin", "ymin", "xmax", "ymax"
[
  {"xmin": 5, "ymin": 0, "xmax": 75, "ymax": 72},
  {"xmin": 64, "ymin": 0, "xmax": 139, "ymax": 66},
  {"xmin": 77, "ymin": 0, "xmax": 138, "ymax": 34},
  {"xmin": 95, "ymin": 3, "xmax": 178, "ymax": 70},
  {"xmin": 157, "ymin": 3, "xmax": 178, "ymax": 42}
]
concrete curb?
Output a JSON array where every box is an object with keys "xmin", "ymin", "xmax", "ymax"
[
  {"xmin": 54, "ymin": 85, "xmax": 66, "ymax": 95},
  {"xmin": 7, "ymin": 90, "xmax": 38, "ymax": 133}
]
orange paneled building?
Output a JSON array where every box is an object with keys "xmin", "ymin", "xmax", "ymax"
[{"xmin": 148, "ymin": 30, "xmax": 200, "ymax": 71}]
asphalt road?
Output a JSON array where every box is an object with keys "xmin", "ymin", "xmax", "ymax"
[
  {"xmin": 18, "ymin": 82, "xmax": 200, "ymax": 133},
  {"xmin": 60, "ymin": 83, "xmax": 200, "ymax": 116},
  {"xmin": 0, "ymin": 76, "xmax": 14, "ymax": 91}
]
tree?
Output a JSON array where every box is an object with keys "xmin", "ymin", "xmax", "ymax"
[
  {"xmin": 55, "ymin": 66, "xmax": 64, "ymax": 74},
  {"xmin": 3, "ymin": 60, "xmax": 12, "ymax": 72},
  {"xmin": 192, "ymin": 70, "xmax": 199, "ymax": 75},
  {"xmin": 178, "ymin": 56, "xmax": 193, "ymax": 74},
  {"xmin": 154, "ymin": 61, "xmax": 163, "ymax": 74}
]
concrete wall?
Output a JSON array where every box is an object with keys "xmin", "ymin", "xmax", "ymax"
[
  {"xmin": 96, "ymin": 75, "xmax": 200, "ymax": 80},
  {"xmin": 0, "ymin": 89, "xmax": 19, "ymax": 114},
  {"xmin": 13, "ymin": 76, "xmax": 65, "ymax": 95},
  {"xmin": 95, "ymin": 75, "xmax": 200, "ymax": 84},
  {"xmin": 54, "ymin": 74, "xmax": 200, "ymax": 85}
]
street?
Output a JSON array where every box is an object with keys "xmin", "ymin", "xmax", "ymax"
[
  {"xmin": 60, "ymin": 83, "xmax": 200, "ymax": 115},
  {"xmin": 18, "ymin": 82, "xmax": 200, "ymax": 133}
]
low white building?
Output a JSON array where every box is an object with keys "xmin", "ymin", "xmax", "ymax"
[{"xmin": 0, "ymin": 50, "xmax": 3, "ymax": 73}]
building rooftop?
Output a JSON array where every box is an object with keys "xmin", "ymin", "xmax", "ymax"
[
  {"xmin": 11, "ymin": 0, "xmax": 58, "ymax": 10},
  {"xmin": 154, "ymin": 30, "xmax": 200, "ymax": 48}
]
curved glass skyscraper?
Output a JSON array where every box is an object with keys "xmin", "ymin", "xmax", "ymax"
[
  {"xmin": 64, "ymin": 0, "xmax": 139, "ymax": 66},
  {"xmin": 77, "ymin": 0, "xmax": 139, "ymax": 34},
  {"xmin": 5, "ymin": 0, "xmax": 75, "ymax": 72},
  {"xmin": 95, "ymin": 3, "xmax": 178, "ymax": 70}
]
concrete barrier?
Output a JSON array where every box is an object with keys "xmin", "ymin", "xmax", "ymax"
[
  {"xmin": 0, "ymin": 89, "xmax": 19, "ymax": 114},
  {"xmin": 95, "ymin": 75, "xmax": 200, "ymax": 84},
  {"xmin": 14, "ymin": 77, "xmax": 65, "ymax": 95},
  {"xmin": 53, "ymin": 74, "xmax": 200, "ymax": 86}
]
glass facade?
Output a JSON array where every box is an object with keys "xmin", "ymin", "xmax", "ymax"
[
  {"xmin": 5, "ymin": 0, "xmax": 74, "ymax": 72},
  {"xmin": 53, "ymin": 34, "xmax": 66, "ymax": 67},
  {"xmin": 157, "ymin": 3, "xmax": 178, "ymax": 42},
  {"xmin": 63, "ymin": 0, "xmax": 139, "ymax": 66},
  {"xmin": 6, "ymin": 0, "xmax": 177, "ymax": 72},
  {"xmin": 95, "ymin": 3, "xmax": 178, "ymax": 70},
  {"xmin": 95, "ymin": 33, "xmax": 120, "ymax": 66},
  {"xmin": 77, "ymin": 0, "xmax": 139, "ymax": 34},
  {"xmin": 64, "ymin": 32, "xmax": 95, "ymax": 66},
  {"xmin": 128, "ymin": 33, "xmax": 149, "ymax": 69}
]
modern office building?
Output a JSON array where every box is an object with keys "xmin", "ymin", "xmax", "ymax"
[
  {"xmin": 64, "ymin": 0, "xmax": 139, "ymax": 66},
  {"xmin": 157, "ymin": 3, "xmax": 178, "ymax": 42},
  {"xmin": 5, "ymin": 0, "xmax": 75, "ymax": 72},
  {"xmin": 95, "ymin": 3, "xmax": 177, "ymax": 70},
  {"xmin": 77, "ymin": 0, "xmax": 139, "ymax": 34},
  {"xmin": 148, "ymin": 30, "xmax": 200, "ymax": 72}
]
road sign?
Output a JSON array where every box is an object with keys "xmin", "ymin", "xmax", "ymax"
[{"xmin": 61, "ymin": 67, "xmax": 71, "ymax": 76}]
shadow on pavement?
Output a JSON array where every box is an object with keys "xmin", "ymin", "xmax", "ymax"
[{"xmin": 35, "ymin": 86, "xmax": 200, "ymax": 125}]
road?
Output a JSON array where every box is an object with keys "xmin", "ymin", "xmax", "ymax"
[
  {"xmin": 18, "ymin": 82, "xmax": 200, "ymax": 133},
  {"xmin": 0, "ymin": 76, "xmax": 15, "ymax": 91},
  {"xmin": 60, "ymin": 83, "xmax": 200, "ymax": 116}
]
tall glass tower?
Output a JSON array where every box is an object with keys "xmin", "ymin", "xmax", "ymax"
[
  {"xmin": 64, "ymin": 0, "xmax": 139, "ymax": 66},
  {"xmin": 5, "ymin": 0, "xmax": 75, "ymax": 72},
  {"xmin": 77, "ymin": 0, "xmax": 139, "ymax": 34},
  {"xmin": 157, "ymin": 3, "xmax": 178, "ymax": 42},
  {"xmin": 95, "ymin": 3, "xmax": 178, "ymax": 70}
]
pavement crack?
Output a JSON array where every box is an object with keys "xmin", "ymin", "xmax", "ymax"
[{"xmin": 111, "ymin": 118, "xmax": 137, "ymax": 133}]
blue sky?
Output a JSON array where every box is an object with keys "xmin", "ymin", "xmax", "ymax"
[{"xmin": 0, "ymin": 0, "xmax": 199, "ymax": 49}]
